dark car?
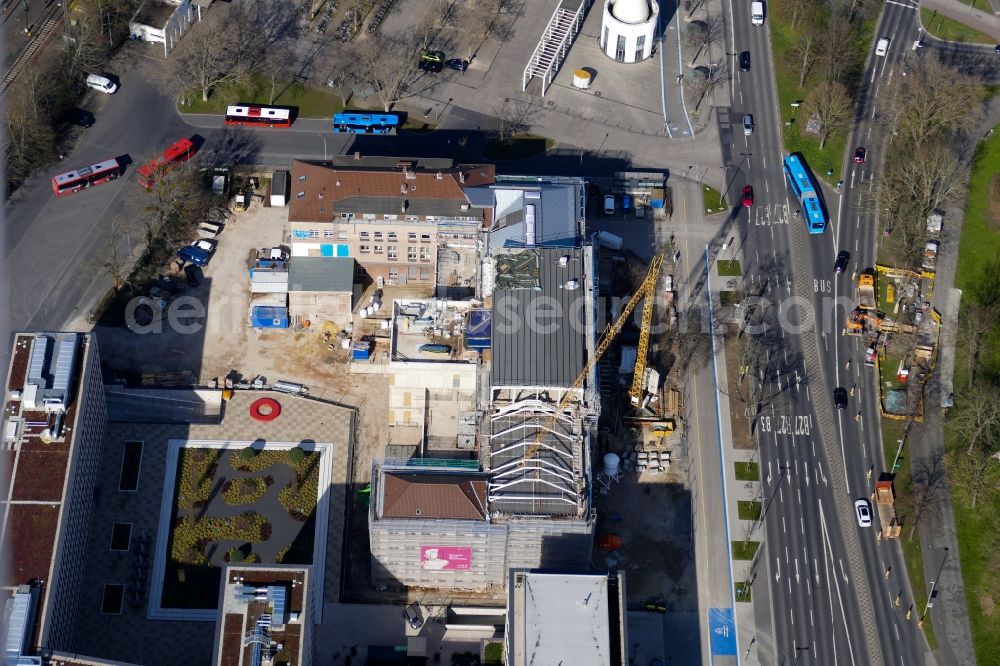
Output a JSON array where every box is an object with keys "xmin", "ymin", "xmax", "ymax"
[
  {"xmin": 995, "ymin": 44, "xmax": 1000, "ymax": 54},
  {"xmin": 64, "ymin": 108, "xmax": 95, "ymax": 128},
  {"xmin": 184, "ymin": 264, "xmax": 202, "ymax": 287},
  {"xmin": 445, "ymin": 58, "xmax": 469, "ymax": 71},
  {"xmin": 403, "ymin": 602, "xmax": 423, "ymax": 630},
  {"xmin": 741, "ymin": 185, "xmax": 754, "ymax": 207},
  {"xmin": 739, "ymin": 51, "xmax": 751, "ymax": 72},
  {"xmin": 834, "ymin": 387, "xmax": 848, "ymax": 409},
  {"xmin": 834, "ymin": 250, "xmax": 850, "ymax": 274},
  {"xmin": 853, "ymin": 146, "xmax": 867, "ymax": 164},
  {"xmin": 419, "ymin": 59, "xmax": 444, "ymax": 73}
]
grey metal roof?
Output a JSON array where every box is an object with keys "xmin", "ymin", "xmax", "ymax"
[
  {"xmin": 491, "ymin": 248, "xmax": 587, "ymax": 388},
  {"xmin": 288, "ymin": 257, "xmax": 355, "ymax": 292},
  {"xmin": 464, "ymin": 185, "xmax": 495, "ymax": 207},
  {"xmin": 25, "ymin": 332, "xmax": 80, "ymax": 404},
  {"xmin": 487, "ymin": 183, "xmax": 580, "ymax": 250}
]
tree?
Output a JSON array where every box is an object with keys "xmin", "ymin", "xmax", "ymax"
[
  {"xmin": 164, "ymin": 14, "xmax": 251, "ymax": 102},
  {"xmin": 776, "ymin": 0, "xmax": 820, "ymax": 31},
  {"xmin": 3, "ymin": 65, "xmax": 57, "ymax": 191},
  {"xmin": 682, "ymin": 16, "xmax": 724, "ymax": 63},
  {"xmin": 96, "ymin": 215, "xmax": 131, "ymax": 292},
  {"xmin": 950, "ymin": 384, "xmax": 1000, "ymax": 456},
  {"xmin": 493, "ymin": 95, "xmax": 542, "ymax": 145},
  {"xmin": 962, "ymin": 303, "xmax": 995, "ymax": 389},
  {"xmin": 359, "ymin": 33, "xmax": 421, "ymax": 112},
  {"xmin": 947, "ymin": 446, "xmax": 1000, "ymax": 509},
  {"xmin": 907, "ymin": 451, "xmax": 947, "ymax": 541},
  {"xmin": 688, "ymin": 63, "xmax": 728, "ymax": 112},
  {"xmin": 788, "ymin": 19, "xmax": 822, "ymax": 87},
  {"xmin": 464, "ymin": 0, "xmax": 519, "ymax": 44},
  {"xmin": 801, "ymin": 79, "xmax": 852, "ymax": 149},
  {"xmin": 819, "ymin": 15, "xmax": 860, "ymax": 83},
  {"xmin": 888, "ymin": 57, "xmax": 983, "ymax": 146}
]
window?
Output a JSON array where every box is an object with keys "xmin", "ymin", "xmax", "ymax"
[
  {"xmin": 340, "ymin": 212, "xmax": 350, "ymax": 218},
  {"xmin": 374, "ymin": 231, "xmax": 384, "ymax": 240},
  {"xmin": 338, "ymin": 230, "xmax": 348, "ymax": 240},
  {"xmin": 359, "ymin": 231, "xmax": 370, "ymax": 241},
  {"xmin": 408, "ymin": 232, "xmax": 417, "ymax": 241},
  {"xmin": 420, "ymin": 268, "xmax": 430, "ymax": 281},
  {"xmin": 359, "ymin": 244, "xmax": 371, "ymax": 254},
  {"xmin": 384, "ymin": 214, "xmax": 397, "ymax": 221},
  {"xmin": 363, "ymin": 213, "xmax": 376, "ymax": 220},
  {"xmin": 119, "ymin": 440, "xmax": 142, "ymax": 492},
  {"xmin": 408, "ymin": 247, "xmax": 417, "ymax": 261},
  {"xmin": 635, "ymin": 35, "xmax": 645, "ymax": 61},
  {"xmin": 420, "ymin": 233, "xmax": 431, "ymax": 243},
  {"xmin": 110, "ymin": 523, "xmax": 132, "ymax": 551},
  {"xmin": 405, "ymin": 215, "xmax": 419, "ymax": 221},
  {"xmin": 420, "ymin": 247, "xmax": 431, "ymax": 261},
  {"xmin": 616, "ymin": 34, "xmax": 626, "ymax": 61},
  {"xmin": 388, "ymin": 245, "xmax": 398, "ymax": 260},
  {"xmin": 101, "ymin": 584, "xmax": 125, "ymax": 615},
  {"xmin": 387, "ymin": 232, "xmax": 397, "ymax": 241},
  {"xmin": 374, "ymin": 245, "xmax": 384, "ymax": 254},
  {"xmin": 298, "ymin": 174, "xmax": 307, "ymax": 182},
  {"xmin": 388, "ymin": 269, "xmax": 399, "ymax": 280},
  {"xmin": 296, "ymin": 191, "xmax": 305, "ymax": 199},
  {"xmin": 602, "ymin": 26, "xmax": 609, "ymax": 50},
  {"xmin": 408, "ymin": 265, "xmax": 418, "ymax": 279},
  {"xmin": 323, "ymin": 229, "xmax": 335, "ymax": 238}
]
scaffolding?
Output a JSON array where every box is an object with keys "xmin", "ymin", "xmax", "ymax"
[{"xmin": 522, "ymin": 0, "xmax": 593, "ymax": 96}]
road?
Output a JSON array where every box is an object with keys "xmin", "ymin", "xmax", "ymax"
[{"xmin": 719, "ymin": 0, "xmax": 936, "ymax": 664}]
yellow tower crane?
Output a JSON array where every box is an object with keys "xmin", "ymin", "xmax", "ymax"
[{"xmin": 521, "ymin": 255, "xmax": 663, "ymax": 464}]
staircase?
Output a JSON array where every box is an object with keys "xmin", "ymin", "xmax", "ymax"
[{"xmin": 522, "ymin": 0, "xmax": 592, "ymax": 96}]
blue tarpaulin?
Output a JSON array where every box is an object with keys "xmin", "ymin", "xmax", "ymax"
[{"xmin": 250, "ymin": 306, "xmax": 288, "ymax": 328}]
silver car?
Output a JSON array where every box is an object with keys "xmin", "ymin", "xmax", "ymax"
[
  {"xmin": 743, "ymin": 114, "xmax": 754, "ymax": 136},
  {"xmin": 855, "ymin": 498, "xmax": 873, "ymax": 527}
]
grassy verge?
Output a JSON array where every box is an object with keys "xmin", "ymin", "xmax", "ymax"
[
  {"xmin": 735, "ymin": 461, "xmax": 760, "ymax": 481},
  {"xmin": 769, "ymin": 0, "xmax": 876, "ymax": 184},
  {"xmin": 731, "ymin": 540, "xmax": 760, "ymax": 560},
  {"xmin": 735, "ymin": 582, "xmax": 752, "ymax": 602},
  {"xmin": 703, "ymin": 184, "xmax": 727, "ymax": 214},
  {"xmin": 738, "ymin": 500, "xmax": 763, "ymax": 521},
  {"xmin": 919, "ymin": 8, "xmax": 995, "ymax": 44},
  {"xmin": 956, "ymin": 133, "xmax": 1000, "ymax": 291},
  {"xmin": 483, "ymin": 134, "xmax": 554, "ymax": 160},
  {"xmin": 179, "ymin": 74, "xmax": 344, "ymax": 118},
  {"xmin": 718, "ymin": 259, "xmax": 742, "ymax": 277}
]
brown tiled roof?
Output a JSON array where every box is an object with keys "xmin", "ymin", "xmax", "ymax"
[
  {"xmin": 380, "ymin": 472, "xmax": 488, "ymax": 520},
  {"xmin": 288, "ymin": 160, "xmax": 494, "ymax": 223}
]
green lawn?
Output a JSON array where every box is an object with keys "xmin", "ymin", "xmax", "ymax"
[
  {"xmin": 920, "ymin": 8, "xmax": 996, "ymax": 44},
  {"xmin": 956, "ymin": 130, "xmax": 1000, "ymax": 293},
  {"xmin": 735, "ymin": 581, "xmax": 753, "ymax": 602},
  {"xmin": 703, "ymin": 184, "xmax": 727, "ymax": 214},
  {"xmin": 734, "ymin": 461, "xmax": 760, "ymax": 481},
  {"xmin": 731, "ymin": 540, "xmax": 760, "ymax": 561},
  {"xmin": 769, "ymin": 0, "xmax": 876, "ymax": 185},
  {"xmin": 718, "ymin": 259, "xmax": 742, "ymax": 277},
  {"xmin": 737, "ymin": 500, "xmax": 763, "ymax": 521},
  {"xmin": 179, "ymin": 74, "xmax": 345, "ymax": 118}
]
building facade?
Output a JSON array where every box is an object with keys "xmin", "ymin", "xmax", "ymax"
[{"xmin": 600, "ymin": 0, "xmax": 659, "ymax": 63}]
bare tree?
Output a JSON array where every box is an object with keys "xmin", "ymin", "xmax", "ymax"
[
  {"xmin": 801, "ymin": 79, "xmax": 852, "ymax": 149},
  {"xmin": 819, "ymin": 15, "xmax": 860, "ymax": 83},
  {"xmin": 163, "ymin": 14, "xmax": 251, "ymax": 103},
  {"xmin": 463, "ymin": 0, "xmax": 519, "ymax": 45},
  {"xmin": 947, "ymin": 446, "xmax": 1000, "ymax": 509},
  {"xmin": 888, "ymin": 57, "xmax": 984, "ymax": 146},
  {"xmin": 3, "ymin": 66, "xmax": 57, "ymax": 190},
  {"xmin": 96, "ymin": 215, "xmax": 131, "ymax": 292},
  {"xmin": 950, "ymin": 384, "xmax": 1000, "ymax": 456},
  {"xmin": 414, "ymin": 0, "xmax": 458, "ymax": 52},
  {"xmin": 907, "ymin": 451, "xmax": 948, "ymax": 541},
  {"xmin": 776, "ymin": 0, "xmax": 820, "ymax": 31},
  {"xmin": 359, "ymin": 33, "xmax": 420, "ymax": 112},
  {"xmin": 961, "ymin": 302, "xmax": 995, "ymax": 389},
  {"xmin": 788, "ymin": 20, "xmax": 822, "ymax": 87},
  {"xmin": 688, "ymin": 63, "xmax": 729, "ymax": 112},
  {"xmin": 493, "ymin": 95, "xmax": 542, "ymax": 145},
  {"xmin": 682, "ymin": 15, "xmax": 724, "ymax": 63}
]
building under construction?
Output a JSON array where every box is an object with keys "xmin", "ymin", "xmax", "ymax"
[{"xmin": 368, "ymin": 246, "xmax": 598, "ymax": 590}]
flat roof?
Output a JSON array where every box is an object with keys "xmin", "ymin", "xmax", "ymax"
[
  {"xmin": 509, "ymin": 571, "xmax": 618, "ymax": 666},
  {"xmin": 288, "ymin": 257, "xmax": 355, "ymax": 292},
  {"xmin": 490, "ymin": 248, "xmax": 588, "ymax": 388},
  {"xmin": 487, "ymin": 182, "xmax": 582, "ymax": 250}
]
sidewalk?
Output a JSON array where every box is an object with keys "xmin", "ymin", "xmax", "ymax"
[{"xmin": 920, "ymin": 0, "xmax": 1000, "ymax": 42}]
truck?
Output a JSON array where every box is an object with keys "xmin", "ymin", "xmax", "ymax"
[
  {"xmin": 596, "ymin": 230, "xmax": 624, "ymax": 250},
  {"xmin": 922, "ymin": 240, "xmax": 939, "ymax": 272},
  {"xmin": 875, "ymin": 476, "xmax": 902, "ymax": 539},
  {"xmin": 926, "ymin": 211, "xmax": 943, "ymax": 237},
  {"xmin": 857, "ymin": 271, "xmax": 876, "ymax": 310},
  {"xmin": 197, "ymin": 220, "xmax": 223, "ymax": 238}
]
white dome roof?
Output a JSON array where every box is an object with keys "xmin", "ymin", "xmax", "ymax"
[{"xmin": 612, "ymin": 0, "xmax": 652, "ymax": 23}]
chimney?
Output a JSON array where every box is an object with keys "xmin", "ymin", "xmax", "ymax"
[
  {"xmin": 459, "ymin": 171, "xmax": 465, "ymax": 183},
  {"xmin": 436, "ymin": 172, "xmax": 443, "ymax": 180},
  {"xmin": 354, "ymin": 151, "xmax": 361, "ymax": 160}
]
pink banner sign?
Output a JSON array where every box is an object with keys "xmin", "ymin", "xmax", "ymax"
[{"xmin": 420, "ymin": 545, "xmax": 472, "ymax": 571}]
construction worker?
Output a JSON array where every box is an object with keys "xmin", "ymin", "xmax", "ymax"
[
  {"xmin": 856, "ymin": 411, "xmax": 862, "ymax": 422},
  {"xmin": 845, "ymin": 359, "xmax": 852, "ymax": 370},
  {"xmin": 849, "ymin": 384, "xmax": 856, "ymax": 397}
]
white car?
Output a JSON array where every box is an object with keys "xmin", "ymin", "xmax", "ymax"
[
  {"xmin": 743, "ymin": 114, "xmax": 754, "ymax": 136},
  {"xmin": 855, "ymin": 498, "xmax": 873, "ymax": 527},
  {"xmin": 875, "ymin": 37, "xmax": 890, "ymax": 57},
  {"xmin": 191, "ymin": 239, "xmax": 216, "ymax": 254},
  {"xmin": 604, "ymin": 195, "xmax": 615, "ymax": 215},
  {"xmin": 86, "ymin": 74, "xmax": 118, "ymax": 94}
]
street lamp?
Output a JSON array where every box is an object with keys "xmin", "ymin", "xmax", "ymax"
[{"xmin": 921, "ymin": 547, "xmax": 950, "ymax": 624}]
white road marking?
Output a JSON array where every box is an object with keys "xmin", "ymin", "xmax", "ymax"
[
  {"xmin": 775, "ymin": 556, "xmax": 781, "ymax": 581},
  {"xmin": 795, "ymin": 558, "xmax": 800, "ymax": 582}
]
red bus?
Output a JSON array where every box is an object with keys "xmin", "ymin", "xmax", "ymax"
[
  {"xmin": 137, "ymin": 137, "xmax": 196, "ymax": 189},
  {"xmin": 51, "ymin": 158, "xmax": 123, "ymax": 196},
  {"xmin": 224, "ymin": 104, "xmax": 292, "ymax": 128}
]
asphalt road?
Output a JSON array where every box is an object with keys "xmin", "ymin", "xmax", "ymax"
[{"xmin": 720, "ymin": 1, "xmax": 903, "ymax": 664}]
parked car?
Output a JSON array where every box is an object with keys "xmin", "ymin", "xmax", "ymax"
[
  {"xmin": 834, "ymin": 250, "xmax": 850, "ymax": 274},
  {"xmin": 854, "ymin": 498, "xmax": 873, "ymax": 527},
  {"xmin": 419, "ymin": 49, "xmax": 445, "ymax": 63},
  {"xmin": 419, "ymin": 59, "xmax": 444, "ymax": 73},
  {"xmin": 86, "ymin": 74, "xmax": 118, "ymax": 94},
  {"xmin": 177, "ymin": 239, "xmax": 216, "ymax": 267},
  {"xmin": 403, "ymin": 602, "xmax": 424, "ymax": 630},
  {"xmin": 739, "ymin": 51, "xmax": 751, "ymax": 72},
  {"xmin": 445, "ymin": 58, "xmax": 469, "ymax": 71},
  {"xmin": 853, "ymin": 146, "xmax": 867, "ymax": 164},
  {"xmin": 741, "ymin": 185, "xmax": 754, "ymax": 207},
  {"xmin": 834, "ymin": 387, "xmax": 848, "ymax": 409},
  {"xmin": 622, "ymin": 194, "xmax": 632, "ymax": 211},
  {"xmin": 64, "ymin": 108, "xmax": 95, "ymax": 128},
  {"xmin": 184, "ymin": 264, "xmax": 202, "ymax": 287},
  {"xmin": 197, "ymin": 221, "xmax": 223, "ymax": 238},
  {"xmin": 603, "ymin": 194, "xmax": 615, "ymax": 215}
]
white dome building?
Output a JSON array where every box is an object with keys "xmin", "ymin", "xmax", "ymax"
[{"xmin": 601, "ymin": 0, "xmax": 659, "ymax": 63}]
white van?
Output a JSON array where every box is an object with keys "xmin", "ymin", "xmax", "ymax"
[
  {"xmin": 743, "ymin": 114, "xmax": 754, "ymax": 136},
  {"xmin": 86, "ymin": 74, "xmax": 118, "ymax": 94},
  {"xmin": 875, "ymin": 37, "xmax": 890, "ymax": 57},
  {"xmin": 751, "ymin": 1, "xmax": 764, "ymax": 26}
]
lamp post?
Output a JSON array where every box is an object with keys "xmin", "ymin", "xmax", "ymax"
[{"xmin": 921, "ymin": 547, "xmax": 949, "ymax": 625}]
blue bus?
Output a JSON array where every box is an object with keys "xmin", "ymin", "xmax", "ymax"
[
  {"xmin": 782, "ymin": 154, "xmax": 827, "ymax": 233},
  {"xmin": 332, "ymin": 111, "xmax": 401, "ymax": 135}
]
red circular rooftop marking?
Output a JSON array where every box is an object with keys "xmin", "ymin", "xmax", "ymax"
[{"xmin": 249, "ymin": 397, "xmax": 281, "ymax": 422}]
